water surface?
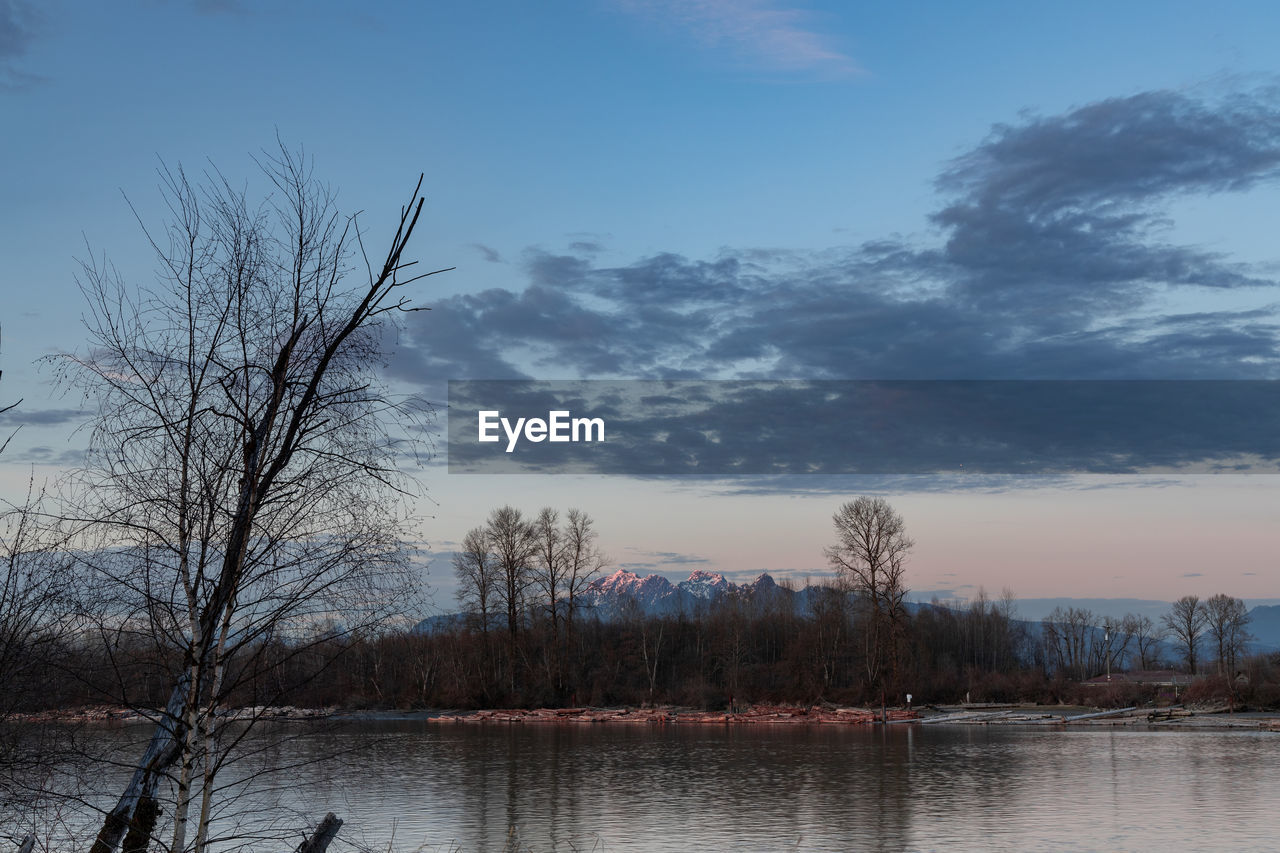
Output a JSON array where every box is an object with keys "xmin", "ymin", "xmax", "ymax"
[{"xmin": 284, "ymin": 720, "xmax": 1279, "ymax": 852}]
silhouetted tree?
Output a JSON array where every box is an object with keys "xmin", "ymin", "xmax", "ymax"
[
  {"xmin": 825, "ymin": 497, "xmax": 912, "ymax": 694},
  {"xmin": 1204, "ymin": 593, "xmax": 1251, "ymax": 678},
  {"xmin": 1042, "ymin": 607, "xmax": 1098, "ymax": 681},
  {"xmin": 1163, "ymin": 595, "xmax": 1208, "ymax": 675},
  {"xmin": 454, "ymin": 527, "xmax": 498, "ymax": 638},
  {"xmin": 1126, "ymin": 613, "xmax": 1166, "ymax": 670},
  {"xmin": 56, "ymin": 144, "xmax": 442, "ymax": 853}
]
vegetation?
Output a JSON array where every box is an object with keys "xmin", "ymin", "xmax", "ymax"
[
  {"xmin": 4, "ymin": 499, "xmax": 1272, "ymax": 721},
  {"xmin": 4, "ymin": 567, "xmax": 1275, "ymax": 717}
]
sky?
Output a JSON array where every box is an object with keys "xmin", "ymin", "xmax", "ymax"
[{"xmin": 2, "ymin": 0, "xmax": 1279, "ymax": 614}]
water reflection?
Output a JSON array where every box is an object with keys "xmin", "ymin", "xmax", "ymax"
[
  {"xmin": 308, "ymin": 721, "xmax": 1279, "ymax": 852},
  {"xmin": 15, "ymin": 720, "xmax": 1280, "ymax": 851}
]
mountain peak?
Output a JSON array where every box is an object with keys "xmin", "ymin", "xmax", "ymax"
[{"xmin": 678, "ymin": 569, "xmax": 730, "ymax": 600}]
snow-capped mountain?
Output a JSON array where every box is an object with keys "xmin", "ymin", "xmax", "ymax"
[
  {"xmin": 678, "ymin": 569, "xmax": 732, "ymax": 601},
  {"xmin": 585, "ymin": 569, "xmax": 681, "ymax": 614},
  {"xmin": 578, "ymin": 569, "xmax": 787, "ymax": 620},
  {"xmin": 413, "ymin": 569, "xmax": 828, "ymax": 633}
]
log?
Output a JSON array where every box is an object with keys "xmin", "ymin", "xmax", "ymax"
[
  {"xmin": 294, "ymin": 813, "xmax": 343, "ymax": 853},
  {"xmin": 1064, "ymin": 706, "xmax": 1137, "ymax": 722},
  {"xmin": 89, "ymin": 674, "xmax": 189, "ymax": 853}
]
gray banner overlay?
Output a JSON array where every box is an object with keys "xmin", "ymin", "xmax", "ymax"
[{"xmin": 446, "ymin": 380, "xmax": 1280, "ymax": 475}]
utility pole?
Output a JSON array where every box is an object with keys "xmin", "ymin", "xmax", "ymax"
[{"xmin": 1105, "ymin": 623, "xmax": 1111, "ymax": 682}]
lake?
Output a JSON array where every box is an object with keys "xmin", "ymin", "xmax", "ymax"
[{"xmin": 22, "ymin": 719, "xmax": 1280, "ymax": 851}]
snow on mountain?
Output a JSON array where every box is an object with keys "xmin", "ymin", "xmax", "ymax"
[
  {"xmin": 678, "ymin": 569, "xmax": 731, "ymax": 600},
  {"xmin": 578, "ymin": 569, "xmax": 792, "ymax": 620},
  {"xmin": 586, "ymin": 569, "xmax": 679, "ymax": 613}
]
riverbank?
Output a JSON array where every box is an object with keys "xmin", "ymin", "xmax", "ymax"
[
  {"xmin": 12, "ymin": 701, "xmax": 1280, "ymax": 731},
  {"xmin": 420, "ymin": 701, "xmax": 1280, "ymax": 731}
]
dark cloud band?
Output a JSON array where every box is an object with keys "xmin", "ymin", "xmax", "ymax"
[{"xmin": 447, "ymin": 379, "xmax": 1280, "ymax": 475}]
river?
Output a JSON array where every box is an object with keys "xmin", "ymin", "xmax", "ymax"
[{"xmin": 17, "ymin": 719, "xmax": 1280, "ymax": 851}]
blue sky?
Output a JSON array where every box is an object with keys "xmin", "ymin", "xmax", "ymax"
[{"xmin": 3, "ymin": 1, "xmax": 1280, "ymax": 611}]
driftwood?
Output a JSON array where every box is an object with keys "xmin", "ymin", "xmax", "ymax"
[
  {"xmin": 1063, "ymin": 706, "xmax": 1137, "ymax": 722},
  {"xmin": 435, "ymin": 704, "xmax": 920, "ymax": 725},
  {"xmin": 89, "ymin": 676, "xmax": 189, "ymax": 853},
  {"xmin": 294, "ymin": 812, "xmax": 343, "ymax": 853}
]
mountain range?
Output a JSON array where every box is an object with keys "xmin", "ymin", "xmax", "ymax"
[
  {"xmin": 418, "ymin": 568, "xmax": 1280, "ymax": 651},
  {"xmin": 578, "ymin": 568, "xmax": 765, "ymax": 618}
]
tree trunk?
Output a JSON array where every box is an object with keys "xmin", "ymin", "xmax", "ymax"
[
  {"xmin": 89, "ymin": 673, "xmax": 190, "ymax": 853},
  {"xmin": 293, "ymin": 813, "xmax": 343, "ymax": 853}
]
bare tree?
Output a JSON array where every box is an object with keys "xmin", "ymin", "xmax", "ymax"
[
  {"xmin": 824, "ymin": 496, "xmax": 912, "ymax": 694},
  {"xmin": 0, "ymin": 485, "xmax": 72, "ymax": 716},
  {"xmin": 1203, "ymin": 593, "xmax": 1251, "ymax": 678},
  {"xmin": 561, "ymin": 508, "xmax": 608, "ymax": 636},
  {"xmin": 453, "ymin": 526, "xmax": 498, "ymax": 697},
  {"xmin": 961, "ymin": 588, "xmax": 1023, "ymax": 674},
  {"xmin": 530, "ymin": 507, "xmax": 565, "ymax": 687},
  {"xmin": 454, "ymin": 527, "xmax": 497, "ymax": 638},
  {"xmin": 54, "ymin": 144, "xmax": 444, "ymax": 853},
  {"xmin": 0, "ymin": 480, "xmax": 79, "ymax": 836},
  {"xmin": 1042, "ymin": 606, "xmax": 1098, "ymax": 682},
  {"xmin": 1096, "ymin": 617, "xmax": 1134, "ymax": 677},
  {"xmin": 804, "ymin": 582, "xmax": 848, "ymax": 694},
  {"xmin": 1163, "ymin": 595, "xmax": 1207, "ymax": 675},
  {"xmin": 1126, "ymin": 613, "xmax": 1166, "ymax": 670},
  {"xmin": 485, "ymin": 505, "xmax": 536, "ymax": 691},
  {"xmin": 0, "ymin": 366, "xmax": 85, "ymax": 837}
]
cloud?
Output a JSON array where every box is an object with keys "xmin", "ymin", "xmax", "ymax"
[
  {"xmin": 399, "ymin": 88, "xmax": 1280, "ymax": 488},
  {"xmin": 398, "ymin": 87, "xmax": 1280, "ymax": 386},
  {"xmin": 615, "ymin": 0, "xmax": 858, "ymax": 76},
  {"xmin": 933, "ymin": 90, "xmax": 1280, "ymax": 318},
  {"xmin": 646, "ymin": 550, "xmax": 712, "ymax": 565},
  {"xmin": 471, "ymin": 243, "xmax": 503, "ymax": 264},
  {"xmin": 0, "ymin": 0, "xmax": 44, "ymax": 91},
  {"xmin": 449, "ymin": 379, "xmax": 1280, "ymax": 476},
  {"xmin": 11, "ymin": 446, "xmax": 86, "ymax": 466},
  {"xmin": 0, "ymin": 407, "xmax": 87, "ymax": 427},
  {"xmin": 617, "ymin": 548, "xmax": 713, "ymax": 573}
]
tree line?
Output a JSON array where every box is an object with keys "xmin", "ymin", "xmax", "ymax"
[{"xmin": 5, "ymin": 500, "xmax": 1271, "ymax": 720}]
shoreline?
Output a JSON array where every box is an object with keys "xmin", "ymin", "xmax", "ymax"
[{"xmin": 12, "ymin": 702, "xmax": 1280, "ymax": 731}]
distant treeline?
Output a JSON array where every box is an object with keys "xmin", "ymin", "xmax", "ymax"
[
  {"xmin": 2, "ymin": 501, "xmax": 1272, "ymax": 716},
  {"xmin": 9, "ymin": 584, "xmax": 1279, "ymax": 715}
]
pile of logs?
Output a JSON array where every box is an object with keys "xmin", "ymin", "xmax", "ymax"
[{"xmin": 434, "ymin": 704, "xmax": 920, "ymax": 725}]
